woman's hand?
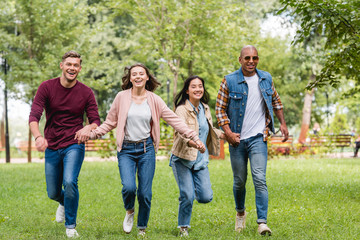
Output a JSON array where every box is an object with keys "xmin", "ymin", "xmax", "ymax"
[
  {"xmin": 188, "ymin": 139, "xmax": 206, "ymax": 153},
  {"xmin": 74, "ymin": 125, "xmax": 92, "ymax": 143}
]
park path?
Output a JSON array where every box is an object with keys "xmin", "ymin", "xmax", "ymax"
[{"xmin": 0, "ymin": 153, "xmax": 356, "ymax": 164}]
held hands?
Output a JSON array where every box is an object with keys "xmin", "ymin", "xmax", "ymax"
[
  {"xmin": 225, "ymin": 131, "xmax": 240, "ymax": 147},
  {"xmin": 195, "ymin": 139, "xmax": 206, "ymax": 153},
  {"xmin": 35, "ymin": 136, "xmax": 48, "ymax": 152},
  {"xmin": 74, "ymin": 125, "xmax": 92, "ymax": 143},
  {"xmin": 188, "ymin": 139, "xmax": 206, "ymax": 153}
]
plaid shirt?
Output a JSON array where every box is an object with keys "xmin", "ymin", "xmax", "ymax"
[{"xmin": 215, "ymin": 77, "xmax": 283, "ymax": 141}]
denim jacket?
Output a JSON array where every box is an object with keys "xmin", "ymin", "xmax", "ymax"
[{"xmin": 225, "ymin": 67, "xmax": 275, "ymax": 134}]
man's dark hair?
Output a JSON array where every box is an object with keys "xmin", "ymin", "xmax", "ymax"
[{"xmin": 62, "ymin": 51, "xmax": 82, "ymax": 64}]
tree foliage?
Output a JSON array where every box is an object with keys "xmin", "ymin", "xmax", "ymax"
[
  {"xmin": 278, "ymin": 0, "xmax": 360, "ymax": 93},
  {"xmin": 106, "ymin": 0, "xmax": 265, "ymax": 110},
  {"xmin": 0, "ymin": 0, "xmax": 331, "ymax": 131}
]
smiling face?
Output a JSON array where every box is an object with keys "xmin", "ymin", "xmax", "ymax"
[
  {"xmin": 130, "ymin": 66, "xmax": 149, "ymax": 90},
  {"xmin": 186, "ymin": 78, "xmax": 204, "ymax": 105},
  {"xmin": 60, "ymin": 57, "xmax": 82, "ymax": 82},
  {"xmin": 239, "ymin": 46, "xmax": 259, "ymax": 77}
]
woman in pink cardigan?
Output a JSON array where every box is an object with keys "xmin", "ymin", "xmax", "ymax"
[{"xmin": 76, "ymin": 63, "xmax": 205, "ymax": 236}]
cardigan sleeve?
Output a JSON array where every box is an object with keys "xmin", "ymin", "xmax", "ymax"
[
  {"xmin": 157, "ymin": 97, "xmax": 199, "ymax": 142},
  {"xmin": 90, "ymin": 93, "xmax": 120, "ymax": 139}
]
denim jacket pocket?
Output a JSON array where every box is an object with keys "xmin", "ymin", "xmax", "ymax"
[{"xmin": 229, "ymin": 92, "xmax": 243, "ymax": 109}]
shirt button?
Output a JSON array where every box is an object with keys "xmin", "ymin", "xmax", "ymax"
[
  {"xmin": 242, "ymin": 103, "xmax": 244, "ymax": 106},
  {"xmin": 240, "ymin": 114, "xmax": 242, "ymax": 116}
]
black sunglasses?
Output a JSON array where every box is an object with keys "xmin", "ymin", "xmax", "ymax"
[{"xmin": 243, "ymin": 56, "xmax": 259, "ymax": 61}]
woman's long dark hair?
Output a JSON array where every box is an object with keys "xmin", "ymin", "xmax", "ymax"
[
  {"xmin": 174, "ymin": 75, "xmax": 209, "ymax": 109},
  {"xmin": 121, "ymin": 63, "xmax": 161, "ymax": 91}
]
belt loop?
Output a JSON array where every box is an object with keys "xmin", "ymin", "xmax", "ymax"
[{"xmin": 144, "ymin": 139, "xmax": 146, "ymax": 153}]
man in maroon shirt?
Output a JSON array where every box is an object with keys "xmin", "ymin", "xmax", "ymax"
[{"xmin": 29, "ymin": 51, "xmax": 100, "ymax": 238}]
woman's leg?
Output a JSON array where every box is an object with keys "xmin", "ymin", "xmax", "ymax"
[
  {"xmin": 172, "ymin": 160, "xmax": 195, "ymax": 228},
  {"xmin": 136, "ymin": 138, "xmax": 156, "ymax": 229}
]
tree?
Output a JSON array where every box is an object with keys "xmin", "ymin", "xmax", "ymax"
[
  {"xmin": 107, "ymin": 0, "xmax": 260, "ymax": 109},
  {"xmin": 0, "ymin": 0, "xmax": 93, "ymax": 161},
  {"xmin": 330, "ymin": 107, "xmax": 349, "ymax": 135},
  {"xmin": 278, "ymin": 0, "xmax": 360, "ymax": 94}
]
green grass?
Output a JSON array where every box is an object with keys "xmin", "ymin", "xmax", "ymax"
[{"xmin": 0, "ymin": 157, "xmax": 359, "ymax": 239}]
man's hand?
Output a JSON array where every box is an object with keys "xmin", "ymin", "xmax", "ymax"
[
  {"xmin": 74, "ymin": 125, "xmax": 92, "ymax": 143},
  {"xmin": 221, "ymin": 124, "xmax": 240, "ymax": 147},
  {"xmin": 225, "ymin": 131, "xmax": 241, "ymax": 147},
  {"xmin": 35, "ymin": 136, "xmax": 48, "ymax": 152},
  {"xmin": 280, "ymin": 124, "xmax": 289, "ymax": 142},
  {"xmin": 274, "ymin": 109, "xmax": 289, "ymax": 142}
]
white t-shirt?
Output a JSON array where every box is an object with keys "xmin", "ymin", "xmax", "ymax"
[
  {"xmin": 124, "ymin": 99, "xmax": 152, "ymax": 141},
  {"xmin": 240, "ymin": 74, "xmax": 266, "ymax": 140}
]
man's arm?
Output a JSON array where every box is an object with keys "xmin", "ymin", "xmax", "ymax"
[
  {"xmin": 215, "ymin": 78, "xmax": 240, "ymax": 146},
  {"xmin": 74, "ymin": 122, "xmax": 98, "ymax": 143},
  {"xmin": 29, "ymin": 121, "xmax": 48, "ymax": 152},
  {"xmin": 271, "ymin": 82, "xmax": 289, "ymax": 142},
  {"xmin": 29, "ymin": 83, "xmax": 48, "ymax": 152},
  {"xmin": 274, "ymin": 109, "xmax": 289, "ymax": 142},
  {"xmin": 74, "ymin": 89, "xmax": 101, "ymax": 143}
]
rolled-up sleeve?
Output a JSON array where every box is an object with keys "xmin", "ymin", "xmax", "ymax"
[
  {"xmin": 271, "ymin": 81, "xmax": 283, "ymax": 110},
  {"xmin": 215, "ymin": 78, "xmax": 230, "ymax": 127}
]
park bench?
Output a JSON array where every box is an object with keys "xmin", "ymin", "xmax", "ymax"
[
  {"xmin": 15, "ymin": 140, "xmax": 113, "ymax": 152},
  {"xmin": 268, "ymin": 135, "xmax": 293, "ymax": 155},
  {"xmin": 85, "ymin": 139, "xmax": 113, "ymax": 151},
  {"xmin": 14, "ymin": 138, "xmax": 227, "ymax": 160},
  {"xmin": 18, "ymin": 141, "xmax": 37, "ymax": 152},
  {"xmin": 309, "ymin": 134, "xmax": 352, "ymax": 150}
]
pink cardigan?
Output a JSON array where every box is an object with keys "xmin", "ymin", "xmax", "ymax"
[{"xmin": 90, "ymin": 89, "xmax": 199, "ymax": 152}]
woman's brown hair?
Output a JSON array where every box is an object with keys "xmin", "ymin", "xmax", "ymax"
[{"xmin": 121, "ymin": 63, "xmax": 161, "ymax": 91}]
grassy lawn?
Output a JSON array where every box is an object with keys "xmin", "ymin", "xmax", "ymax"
[{"xmin": 0, "ymin": 157, "xmax": 359, "ymax": 239}]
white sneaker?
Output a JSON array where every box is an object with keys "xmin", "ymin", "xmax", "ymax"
[
  {"xmin": 258, "ymin": 223, "xmax": 272, "ymax": 236},
  {"xmin": 123, "ymin": 211, "xmax": 135, "ymax": 233},
  {"xmin": 138, "ymin": 229, "xmax": 146, "ymax": 237},
  {"xmin": 180, "ymin": 227, "xmax": 189, "ymax": 237},
  {"xmin": 56, "ymin": 204, "xmax": 65, "ymax": 223},
  {"xmin": 66, "ymin": 228, "xmax": 79, "ymax": 238},
  {"xmin": 235, "ymin": 212, "xmax": 246, "ymax": 232}
]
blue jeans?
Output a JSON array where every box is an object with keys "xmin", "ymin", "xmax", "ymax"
[
  {"xmin": 117, "ymin": 137, "xmax": 155, "ymax": 229},
  {"xmin": 171, "ymin": 159, "xmax": 213, "ymax": 227},
  {"xmin": 45, "ymin": 143, "xmax": 85, "ymax": 229},
  {"xmin": 229, "ymin": 134, "xmax": 268, "ymax": 224}
]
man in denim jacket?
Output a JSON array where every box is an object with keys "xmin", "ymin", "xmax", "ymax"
[{"xmin": 216, "ymin": 45, "xmax": 288, "ymax": 236}]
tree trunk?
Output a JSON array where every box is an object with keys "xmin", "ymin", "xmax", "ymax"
[
  {"xmin": 298, "ymin": 74, "xmax": 316, "ymax": 144},
  {"xmin": 27, "ymin": 96, "xmax": 35, "ymax": 163},
  {"xmin": 0, "ymin": 109, "xmax": 4, "ymax": 148},
  {"xmin": 27, "ymin": 128, "xmax": 32, "ymax": 163},
  {"xmin": 168, "ymin": 59, "xmax": 181, "ymax": 110}
]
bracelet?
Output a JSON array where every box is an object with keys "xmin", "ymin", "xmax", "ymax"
[{"xmin": 35, "ymin": 135, "xmax": 42, "ymax": 141}]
